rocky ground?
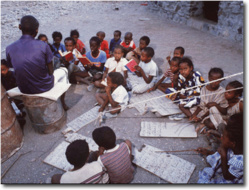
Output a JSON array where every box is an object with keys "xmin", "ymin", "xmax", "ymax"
[{"xmin": 1, "ymin": 1, "xmax": 244, "ymax": 185}]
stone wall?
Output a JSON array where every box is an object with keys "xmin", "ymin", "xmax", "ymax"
[{"xmin": 149, "ymin": 1, "xmax": 243, "ymax": 45}]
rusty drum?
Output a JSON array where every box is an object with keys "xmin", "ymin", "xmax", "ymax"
[
  {"xmin": 1, "ymin": 84, "xmax": 23, "ymax": 163},
  {"xmin": 22, "ymin": 96, "xmax": 67, "ymax": 134}
]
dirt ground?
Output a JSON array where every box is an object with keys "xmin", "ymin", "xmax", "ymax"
[{"xmin": 1, "ymin": 1, "xmax": 243, "ymax": 185}]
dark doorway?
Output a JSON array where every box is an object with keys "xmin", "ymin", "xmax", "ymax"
[{"xmin": 203, "ymin": 1, "xmax": 220, "ymax": 22}]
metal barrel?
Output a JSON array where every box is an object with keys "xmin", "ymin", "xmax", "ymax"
[
  {"xmin": 1, "ymin": 84, "xmax": 23, "ymax": 163},
  {"xmin": 22, "ymin": 96, "xmax": 67, "ymax": 134}
]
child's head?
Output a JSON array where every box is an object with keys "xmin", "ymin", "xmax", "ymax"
[
  {"xmin": 124, "ymin": 32, "xmax": 133, "ymax": 45},
  {"xmin": 139, "ymin": 36, "xmax": 150, "ymax": 50},
  {"xmin": 70, "ymin": 29, "xmax": 80, "ymax": 42},
  {"xmin": 96, "ymin": 31, "xmax": 105, "ymax": 42},
  {"xmin": 114, "ymin": 30, "xmax": 121, "ymax": 41},
  {"xmin": 1, "ymin": 59, "xmax": 9, "ymax": 76},
  {"xmin": 89, "ymin": 36, "xmax": 101, "ymax": 53},
  {"xmin": 174, "ymin": 47, "xmax": 185, "ymax": 58},
  {"xmin": 92, "ymin": 126, "xmax": 116, "ymax": 150},
  {"xmin": 52, "ymin": 31, "xmax": 63, "ymax": 45},
  {"xmin": 170, "ymin": 57, "xmax": 181, "ymax": 74},
  {"xmin": 208, "ymin": 68, "xmax": 224, "ymax": 90},
  {"xmin": 37, "ymin": 34, "xmax": 48, "ymax": 43},
  {"xmin": 65, "ymin": 140, "xmax": 89, "ymax": 168},
  {"xmin": 19, "ymin": 15, "xmax": 39, "ymax": 36},
  {"xmin": 179, "ymin": 57, "xmax": 194, "ymax": 79},
  {"xmin": 64, "ymin": 37, "xmax": 76, "ymax": 52},
  {"xmin": 113, "ymin": 45, "xmax": 124, "ymax": 62},
  {"xmin": 141, "ymin": 47, "xmax": 154, "ymax": 63},
  {"xmin": 222, "ymin": 113, "xmax": 243, "ymax": 151},
  {"xmin": 107, "ymin": 72, "xmax": 124, "ymax": 88},
  {"xmin": 225, "ymin": 80, "xmax": 243, "ymax": 101}
]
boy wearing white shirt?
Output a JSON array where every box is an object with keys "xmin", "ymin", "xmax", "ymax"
[
  {"xmin": 95, "ymin": 45, "xmax": 128, "ymax": 88},
  {"xmin": 132, "ymin": 47, "xmax": 158, "ymax": 93}
]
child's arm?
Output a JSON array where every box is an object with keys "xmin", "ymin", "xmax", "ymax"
[
  {"xmin": 206, "ymin": 102, "xmax": 227, "ymax": 115},
  {"xmin": 124, "ymin": 70, "xmax": 128, "ymax": 86},
  {"xmin": 125, "ymin": 140, "xmax": 133, "ymax": 160},
  {"xmin": 189, "ymin": 106, "xmax": 203, "ymax": 121},
  {"xmin": 239, "ymin": 101, "xmax": 243, "ymax": 113},
  {"xmin": 196, "ymin": 147, "xmax": 215, "ymax": 156},
  {"xmin": 99, "ymin": 93, "xmax": 109, "ymax": 112},
  {"xmin": 218, "ymin": 146, "xmax": 236, "ymax": 180},
  {"xmin": 106, "ymin": 86, "xmax": 119, "ymax": 108},
  {"xmin": 134, "ymin": 65, "xmax": 153, "ymax": 84},
  {"xmin": 148, "ymin": 76, "xmax": 166, "ymax": 92},
  {"xmin": 101, "ymin": 68, "xmax": 109, "ymax": 81}
]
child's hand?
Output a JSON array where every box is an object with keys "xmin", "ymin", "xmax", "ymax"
[
  {"xmin": 147, "ymin": 86, "xmax": 156, "ymax": 93},
  {"xmin": 189, "ymin": 115, "xmax": 202, "ymax": 122},
  {"xmin": 134, "ymin": 65, "xmax": 142, "ymax": 72},
  {"xmin": 99, "ymin": 107, "xmax": 104, "ymax": 112},
  {"xmin": 166, "ymin": 56, "xmax": 171, "ymax": 62},
  {"xmin": 206, "ymin": 102, "xmax": 217, "ymax": 109},
  {"xmin": 196, "ymin": 147, "xmax": 212, "ymax": 156}
]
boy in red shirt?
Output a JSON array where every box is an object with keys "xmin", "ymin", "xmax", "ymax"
[
  {"xmin": 120, "ymin": 32, "xmax": 136, "ymax": 57},
  {"xmin": 97, "ymin": 31, "xmax": 110, "ymax": 58}
]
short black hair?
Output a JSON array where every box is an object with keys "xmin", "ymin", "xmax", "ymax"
[
  {"xmin": 114, "ymin": 30, "xmax": 121, "ymax": 37},
  {"xmin": 20, "ymin": 15, "xmax": 39, "ymax": 35},
  {"xmin": 70, "ymin": 29, "xmax": 79, "ymax": 38},
  {"xmin": 64, "ymin": 37, "xmax": 76, "ymax": 45},
  {"xmin": 171, "ymin": 57, "xmax": 181, "ymax": 64},
  {"xmin": 143, "ymin": 47, "xmax": 154, "ymax": 58},
  {"xmin": 175, "ymin": 46, "xmax": 185, "ymax": 55},
  {"xmin": 226, "ymin": 113, "xmax": 243, "ymax": 151},
  {"xmin": 92, "ymin": 126, "xmax": 116, "ymax": 150},
  {"xmin": 90, "ymin": 36, "xmax": 101, "ymax": 46},
  {"xmin": 52, "ymin": 31, "xmax": 63, "ymax": 41},
  {"xmin": 37, "ymin": 34, "xmax": 47, "ymax": 40},
  {"xmin": 125, "ymin": 32, "xmax": 133, "ymax": 37},
  {"xmin": 108, "ymin": 72, "xmax": 124, "ymax": 86},
  {"xmin": 208, "ymin": 67, "xmax": 224, "ymax": 78},
  {"xmin": 140, "ymin": 36, "xmax": 150, "ymax": 45},
  {"xmin": 114, "ymin": 45, "xmax": 124, "ymax": 53},
  {"xmin": 96, "ymin": 31, "xmax": 105, "ymax": 37},
  {"xmin": 179, "ymin": 56, "xmax": 194, "ymax": 69},
  {"xmin": 227, "ymin": 80, "xmax": 243, "ymax": 97},
  {"xmin": 65, "ymin": 140, "xmax": 89, "ymax": 168},
  {"xmin": 1, "ymin": 59, "xmax": 8, "ymax": 67}
]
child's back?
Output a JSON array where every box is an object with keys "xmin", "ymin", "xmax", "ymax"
[{"xmin": 92, "ymin": 127, "xmax": 134, "ymax": 184}]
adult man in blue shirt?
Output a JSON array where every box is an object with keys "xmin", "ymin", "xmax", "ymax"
[{"xmin": 6, "ymin": 15, "xmax": 69, "ymax": 110}]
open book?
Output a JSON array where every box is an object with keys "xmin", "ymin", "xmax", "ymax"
[
  {"xmin": 125, "ymin": 59, "xmax": 138, "ymax": 72},
  {"xmin": 58, "ymin": 50, "xmax": 74, "ymax": 62}
]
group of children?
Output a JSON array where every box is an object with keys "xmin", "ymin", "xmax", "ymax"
[{"xmin": 2, "ymin": 27, "xmax": 244, "ymax": 184}]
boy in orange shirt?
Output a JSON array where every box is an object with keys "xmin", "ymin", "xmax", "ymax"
[{"xmin": 97, "ymin": 31, "xmax": 110, "ymax": 58}]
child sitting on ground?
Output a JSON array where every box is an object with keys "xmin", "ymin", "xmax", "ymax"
[
  {"xmin": 120, "ymin": 32, "xmax": 136, "ymax": 57},
  {"xmin": 131, "ymin": 47, "xmax": 158, "ymax": 94},
  {"xmin": 197, "ymin": 113, "xmax": 243, "ymax": 184},
  {"xmin": 84, "ymin": 36, "xmax": 107, "ymax": 91},
  {"xmin": 51, "ymin": 140, "xmax": 109, "ymax": 184},
  {"xmin": 70, "ymin": 29, "xmax": 86, "ymax": 55},
  {"xmin": 1, "ymin": 59, "xmax": 26, "ymax": 128},
  {"xmin": 126, "ymin": 36, "xmax": 150, "ymax": 64},
  {"xmin": 37, "ymin": 34, "xmax": 55, "ymax": 54},
  {"xmin": 166, "ymin": 57, "xmax": 205, "ymax": 120},
  {"xmin": 52, "ymin": 31, "xmax": 66, "ymax": 58},
  {"xmin": 148, "ymin": 57, "xmax": 181, "ymax": 93},
  {"xmin": 200, "ymin": 80, "xmax": 243, "ymax": 135},
  {"xmin": 166, "ymin": 46, "xmax": 185, "ymax": 64},
  {"xmin": 92, "ymin": 126, "xmax": 134, "ymax": 184},
  {"xmin": 96, "ymin": 72, "xmax": 129, "ymax": 117},
  {"xmin": 95, "ymin": 45, "xmax": 128, "ymax": 89},
  {"xmin": 109, "ymin": 30, "xmax": 122, "ymax": 56},
  {"xmin": 97, "ymin": 31, "xmax": 110, "ymax": 58}
]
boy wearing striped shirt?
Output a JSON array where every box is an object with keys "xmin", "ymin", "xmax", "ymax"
[{"xmin": 92, "ymin": 126, "xmax": 135, "ymax": 184}]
